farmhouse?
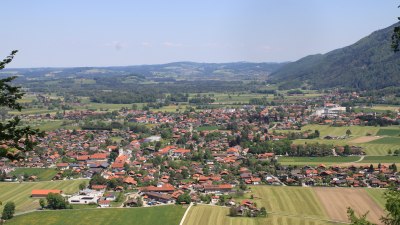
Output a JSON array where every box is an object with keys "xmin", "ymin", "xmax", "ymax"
[
  {"xmin": 140, "ymin": 183, "xmax": 175, "ymax": 193},
  {"xmin": 31, "ymin": 189, "xmax": 62, "ymax": 198},
  {"xmin": 144, "ymin": 192, "xmax": 174, "ymax": 204},
  {"xmin": 203, "ymin": 184, "xmax": 233, "ymax": 194}
]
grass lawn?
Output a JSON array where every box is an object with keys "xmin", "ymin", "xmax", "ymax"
[
  {"xmin": 278, "ymin": 156, "xmax": 360, "ymax": 166},
  {"xmin": 8, "ymin": 205, "xmax": 186, "ymax": 225},
  {"xmin": 0, "ymin": 180, "xmax": 88, "ymax": 213},
  {"xmin": 9, "ymin": 168, "xmax": 58, "ymax": 181},
  {"xmin": 196, "ymin": 125, "xmax": 220, "ymax": 131}
]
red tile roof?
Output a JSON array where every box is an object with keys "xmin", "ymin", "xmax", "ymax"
[{"xmin": 31, "ymin": 189, "xmax": 61, "ymax": 196}]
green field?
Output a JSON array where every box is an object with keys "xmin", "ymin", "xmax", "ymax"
[
  {"xmin": 368, "ymin": 137, "xmax": 400, "ymax": 144},
  {"xmin": 7, "ymin": 205, "xmax": 186, "ymax": 225},
  {"xmin": 29, "ymin": 120, "xmax": 65, "ymax": 131},
  {"xmin": 360, "ymin": 156, "xmax": 400, "ymax": 163},
  {"xmin": 184, "ymin": 205, "xmax": 334, "ymax": 225},
  {"xmin": 300, "ymin": 125, "xmax": 381, "ymax": 137},
  {"xmin": 196, "ymin": 125, "xmax": 220, "ymax": 131},
  {"xmin": 376, "ymin": 128, "xmax": 400, "ymax": 136},
  {"xmin": 278, "ymin": 156, "xmax": 360, "ymax": 166},
  {"xmin": 357, "ymin": 143, "xmax": 399, "ymax": 156},
  {"xmin": 184, "ymin": 186, "xmax": 336, "ymax": 225},
  {"xmin": 9, "ymin": 168, "xmax": 58, "ymax": 181},
  {"xmin": 249, "ymin": 186, "xmax": 327, "ymax": 219},
  {"xmin": 0, "ymin": 180, "xmax": 87, "ymax": 213},
  {"xmin": 292, "ymin": 125, "xmax": 400, "ymax": 155}
]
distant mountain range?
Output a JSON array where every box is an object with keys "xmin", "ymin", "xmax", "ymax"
[
  {"xmin": 270, "ymin": 22, "xmax": 400, "ymax": 90},
  {"xmin": 2, "ymin": 62, "xmax": 285, "ymax": 82},
  {"xmin": 3, "ymin": 23, "xmax": 399, "ymax": 91}
]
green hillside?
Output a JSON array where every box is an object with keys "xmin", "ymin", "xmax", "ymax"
[{"xmin": 270, "ymin": 22, "xmax": 400, "ymax": 90}]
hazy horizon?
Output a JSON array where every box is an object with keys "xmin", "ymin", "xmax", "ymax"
[{"xmin": 1, "ymin": 0, "xmax": 399, "ymax": 68}]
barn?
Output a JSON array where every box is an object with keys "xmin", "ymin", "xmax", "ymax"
[{"xmin": 31, "ymin": 189, "xmax": 62, "ymax": 198}]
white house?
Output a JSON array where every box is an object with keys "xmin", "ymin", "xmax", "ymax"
[{"xmin": 68, "ymin": 189, "xmax": 104, "ymax": 204}]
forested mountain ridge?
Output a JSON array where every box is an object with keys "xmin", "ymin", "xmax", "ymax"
[
  {"xmin": 270, "ymin": 22, "xmax": 400, "ymax": 90},
  {"xmin": 1, "ymin": 62, "xmax": 285, "ymax": 81}
]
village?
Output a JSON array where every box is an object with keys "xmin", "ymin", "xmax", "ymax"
[{"xmin": 1, "ymin": 91, "xmax": 399, "ymax": 214}]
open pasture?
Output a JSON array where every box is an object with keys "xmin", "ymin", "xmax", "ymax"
[
  {"xmin": 0, "ymin": 180, "xmax": 87, "ymax": 213},
  {"xmin": 183, "ymin": 205, "xmax": 335, "ymax": 225},
  {"xmin": 8, "ymin": 205, "xmax": 186, "ymax": 225},
  {"xmin": 278, "ymin": 156, "xmax": 360, "ymax": 166},
  {"xmin": 9, "ymin": 168, "xmax": 58, "ymax": 181}
]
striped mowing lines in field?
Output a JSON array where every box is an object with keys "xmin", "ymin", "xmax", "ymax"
[
  {"xmin": 9, "ymin": 168, "xmax": 58, "ymax": 181},
  {"xmin": 250, "ymin": 186, "xmax": 327, "ymax": 219},
  {"xmin": 183, "ymin": 186, "xmax": 388, "ymax": 225},
  {"xmin": 183, "ymin": 205, "xmax": 336, "ymax": 225},
  {"xmin": 0, "ymin": 180, "xmax": 87, "ymax": 213},
  {"xmin": 8, "ymin": 206, "xmax": 186, "ymax": 225},
  {"xmin": 183, "ymin": 205, "xmax": 258, "ymax": 225},
  {"xmin": 314, "ymin": 188, "xmax": 384, "ymax": 224},
  {"xmin": 358, "ymin": 143, "xmax": 400, "ymax": 156}
]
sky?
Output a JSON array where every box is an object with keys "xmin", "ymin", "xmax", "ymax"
[{"xmin": 1, "ymin": 0, "xmax": 399, "ymax": 68}]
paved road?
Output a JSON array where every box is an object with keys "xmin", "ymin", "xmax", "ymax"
[
  {"xmin": 179, "ymin": 202, "xmax": 193, "ymax": 225},
  {"xmin": 353, "ymin": 155, "xmax": 365, "ymax": 163}
]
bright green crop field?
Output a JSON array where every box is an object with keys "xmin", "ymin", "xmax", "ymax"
[
  {"xmin": 0, "ymin": 180, "xmax": 87, "ymax": 213},
  {"xmin": 9, "ymin": 168, "xmax": 58, "ymax": 181},
  {"xmin": 7, "ymin": 206, "xmax": 186, "ymax": 225},
  {"xmin": 278, "ymin": 156, "xmax": 360, "ymax": 166}
]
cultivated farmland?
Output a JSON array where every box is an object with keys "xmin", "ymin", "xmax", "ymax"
[
  {"xmin": 183, "ymin": 205, "xmax": 335, "ymax": 225},
  {"xmin": 314, "ymin": 188, "xmax": 384, "ymax": 224},
  {"xmin": 292, "ymin": 125, "xmax": 400, "ymax": 155},
  {"xmin": 184, "ymin": 186, "xmax": 388, "ymax": 225},
  {"xmin": 7, "ymin": 206, "xmax": 186, "ymax": 225},
  {"xmin": 249, "ymin": 186, "xmax": 327, "ymax": 219},
  {"xmin": 0, "ymin": 180, "xmax": 87, "ymax": 213},
  {"xmin": 278, "ymin": 156, "xmax": 360, "ymax": 166},
  {"xmin": 360, "ymin": 156, "xmax": 400, "ymax": 164},
  {"xmin": 376, "ymin": 128, "xmax": 400, "ymax": 136}
]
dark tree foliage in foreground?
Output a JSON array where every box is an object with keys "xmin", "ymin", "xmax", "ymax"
[
  {"xmin": 347, "ymin": 208, "xmax": 375, "ymax": 225},
  {"xmin": 0, "ymin": 51, "xmax": 43, "ymax": 159},
  {"xmin": 1, "ymin": 201, "xmax": 15, "ymax": 220},
  {"xmin": 392, "ymin": 6, "xmax": 400, "ymax": 52}
]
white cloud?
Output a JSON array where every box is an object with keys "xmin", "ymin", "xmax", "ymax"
[
  {"xmin": 163, "ymin": 42, "xmax": 183, "ymax": 48},
  {"xmin": 106, "ymin": 41, "xmax": 125, "ymax": 51}
]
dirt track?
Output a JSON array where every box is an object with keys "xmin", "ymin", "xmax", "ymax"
[
  {"xmin": 314, "ymin": 188, "xmax": 384, "ymax": 224},
  {"xmin": 350, "ymin": 136, "xmax": 382, "ymax": 144}
]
